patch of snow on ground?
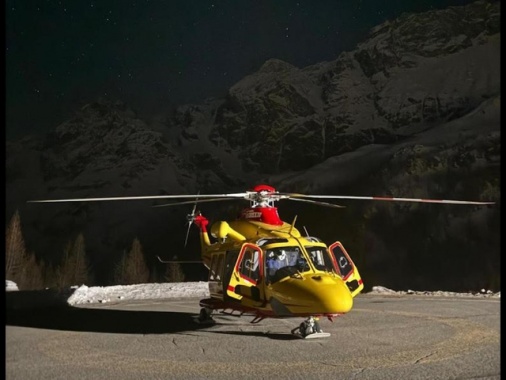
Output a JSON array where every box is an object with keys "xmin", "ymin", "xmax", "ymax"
[
  {"xmin": 67, "ymin": 283, "xmax": 499, "ymax": 305},
  {"xmin": 369, "ymin": 285, "xmax": 500, "ymax": 298},
  {"xmin": 67, "ymin": 282, "xmax": 210, "ymax": 305},
  {"xmin": 6, "ymin": 282, "xmax": 500, "ymax": 311},
  {"xmin": 6, "ymin": 280, "xmax": 19, "ymax": 292}
]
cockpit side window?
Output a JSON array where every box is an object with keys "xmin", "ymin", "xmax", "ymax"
[
  {"xmin": 238, "ymin": 248, "xmax": 260, "ymax": 283},
  {"xmin": 329, "ymin": 243, "xmax": 354, "ymax": 279},
  {"xmin": 306, "ymin": 246, "xmax": 335, "ymax": 272},
  {"xmin": 209, "ymin": 254, "xmax": 224, "ymax": 281}
]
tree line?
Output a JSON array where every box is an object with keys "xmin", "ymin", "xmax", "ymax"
[{"xmin": 5, "ymin": 210, "xmax": 185, "ymax": 290}]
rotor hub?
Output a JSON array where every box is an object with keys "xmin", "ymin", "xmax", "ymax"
[{"xmin": 248, "ymin": 184, "xmax": 284, "ymax": 207}]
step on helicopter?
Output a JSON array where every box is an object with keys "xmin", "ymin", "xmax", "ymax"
[{"xmin": 29, "ymin": 184, "xmax": 495, "ymax": 339}]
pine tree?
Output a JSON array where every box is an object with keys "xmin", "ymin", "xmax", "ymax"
[
  {"xmin": 5, "ymin": 210, "xmax": 29, "ymax": 283},
  {"xmin": 70, "ymin": 233, "xmax": 89, "ymax": 286},
  {"xmin": 5, "ymin": 210, "xmax": 46, "ymax": 290},
  {"xmin": 113, "ymin": 250, "xmax": 128, "ymax": 285},
  {"xmin": 114, "ymin": 238, "xmax": 150, "ymax": 285},
  {"xmin": 164, "ymin": 262, "xmax": 185, "ymax": 282},
  {"xmin": 56, "ymin": 241, "xmax": 73, "ymax": 288},
  {"xmin": 42, "ymin": 260, "xmax": 59, "ymax": 289},
  {"xmin": 56, "ymin": 233, "xmax": 90, "ymax": 288},
  {"xmin": 19, "ymin": 252, "xmax": 44, "ymax": 290}
]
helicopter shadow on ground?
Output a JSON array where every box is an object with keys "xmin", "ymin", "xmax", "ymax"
[
  {"xmin": 6, "ymin": 306, "xmax": 303, "ymax": 340},
  {"xmin": 6, "ymin": 305, "xmax": 211, "ymax": 335},
  {"xmin": 206, "ymin": 330, "xmax": 300, "ymax": 341}
]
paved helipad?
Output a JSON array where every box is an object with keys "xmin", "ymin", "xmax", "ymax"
[{"xmin": 6, "ymin": 294, "xmax": 500, "ymax": 380}]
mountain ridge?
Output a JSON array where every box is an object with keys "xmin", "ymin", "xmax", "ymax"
[{"xmin": 6, "ymin": 0, "xmax": 500, "ymax": 289}]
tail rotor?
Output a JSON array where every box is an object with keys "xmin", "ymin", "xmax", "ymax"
[{"xmin": 184, "ymin": 195, "xmax": 199, "ymax": 247}]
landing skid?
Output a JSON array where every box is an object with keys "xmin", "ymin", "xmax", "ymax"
[
  {"xmin": 290, "ymin": 316, "xmax": 330, "ymax": 339},
  {"xmin": 194, "ymin": 317, "xmax": 216, "ymax": 325},
  {"xmin": 292, "ymin": 331, "xmax": 331, "ymax": 339},
  {"xmin": 195, "ymin": 307, "xmax": 215, "ymax": 325}
]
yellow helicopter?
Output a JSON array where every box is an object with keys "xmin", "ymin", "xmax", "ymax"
[{"xmin": 29, "ymin": 184, "xmax": 495, "ymax": 338}]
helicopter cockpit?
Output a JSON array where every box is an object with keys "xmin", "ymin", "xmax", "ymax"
[
  {"xmin": 266, "ymin": 247, "xmax": 302, "ymax": 283},
  {"xmin": 264, "ymin": 245, "xmax": 336, "ymax": 283}
]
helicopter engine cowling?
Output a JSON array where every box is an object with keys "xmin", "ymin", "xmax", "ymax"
[
  {"xmin": 240, "ymin": 207, "xmax": 283, "ymax": 225},
  {"xmin": 210, "ymin": 221, "xmax": 246, "ymax": 242}
]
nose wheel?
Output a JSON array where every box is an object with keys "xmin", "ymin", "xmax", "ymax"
[
  {"xmin": 291, "ymin": 316, "xmax": 331, "ymax": 339},
  {"xmin": 197, "ymin": 307, "xmax": 215, "ymax": 324}
]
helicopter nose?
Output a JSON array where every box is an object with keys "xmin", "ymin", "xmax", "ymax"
[
  {"xmin": 315, "ymin": 278, "xmax": 353, "ymax": 313},
  {"xmin": 271, "ymin": 275, "xmax": 354, "ymax": 314}
]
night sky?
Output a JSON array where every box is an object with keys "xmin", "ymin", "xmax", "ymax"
[{"xmin": 6, "ymin": 0, "xmax": 476, "ymax": 140}]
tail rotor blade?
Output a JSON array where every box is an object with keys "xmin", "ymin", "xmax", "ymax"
[
  {"xmin": 184, "ymin": 221, "xmax": 192, "ymax": 247},
  {"xmin": 184, "ymin": 193, "xmax": 200, "ymax": 247}
]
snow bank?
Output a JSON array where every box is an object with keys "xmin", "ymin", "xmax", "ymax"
[
  {"xmin": 369, "ymin": 285, "xmax": 500, "ymax": 298},
  {"xmin": 67, "ymin": 282, "xmax": 210, "ymax": 305},
  {"xmin": 6, "ymin": 282, "xmax": 500, "ymax": 311},
  {"xmin": 6, "ymin": 280, "xmax": 19, "ymax": 292}
]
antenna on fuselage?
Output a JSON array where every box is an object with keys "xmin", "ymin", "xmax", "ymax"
[{"xmin": 288, "ymin": 215, "xmax": 298, "ymax": 235}]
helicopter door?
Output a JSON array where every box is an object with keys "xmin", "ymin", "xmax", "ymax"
[
  {"xmin": 227, "ymin": 243, "xmax": 265, "ymax": 306},
  {"xmin": 328, "ymin": 241, "xmax": 364, "ymax": 297},
  {"xmin": 222, "ymin": 249, "xmax": 240, "ymax": 301},
  {"xmin": 208, "ymin": 253, "xmax": 225, "ymax": 299}
]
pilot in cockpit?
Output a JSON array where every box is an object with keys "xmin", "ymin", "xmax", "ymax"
[{"xmin": 266, "ymin": 250, "xmax": 287, "ymax": 277}]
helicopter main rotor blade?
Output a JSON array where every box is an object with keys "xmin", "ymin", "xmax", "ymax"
[
  {"xmin": 27, "ymin": 187, "xmax": 495, "ymax": 206},
  {"xmin": 287, "ymin": 197, "xmax": 345, "ymax": 208},
  {"xmin": 283, "ymin": 193, "xmax": 494, "ymax": 205},
  {"xmin": 27, "ymin": 193, "xmax": 248, "ymax": 203},
  {"xmin": 184, "ymin": 220, "xmax": 192, "ymax": 247},
  {"xmin": 152, "ymin": 198, "xmax": 238, "ymax": 208}
]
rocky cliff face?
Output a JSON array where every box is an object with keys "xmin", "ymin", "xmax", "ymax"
[
  {"xmin": 6, "ymin": 0, "xmax": 500, "ymax": 289},
  {"xmin": 178, "ymin": 0, "xmax": 499, "ymax": 176}
]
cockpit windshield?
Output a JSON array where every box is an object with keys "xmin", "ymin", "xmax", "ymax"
[
  {"xmin": 265, "ymin": 246, "xmax": 307, "ymax": 283},
  {"xmin": 264, "ymin": 245, "xmax": 337, "ymax": 283}
]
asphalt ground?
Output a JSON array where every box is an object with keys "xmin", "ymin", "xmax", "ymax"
[{"xmin": 6, "ymin": 294, "xmax": 500, "ymax": 380}]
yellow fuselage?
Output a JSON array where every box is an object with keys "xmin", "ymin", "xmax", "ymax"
[{"xmin": 199, "ymin": 217, "xmax": 363, "ymax": 317}]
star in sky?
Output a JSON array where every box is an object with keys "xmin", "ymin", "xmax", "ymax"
[{"xmin": 6, "ymin": 0, "xmax": 476, "ymax": 139}]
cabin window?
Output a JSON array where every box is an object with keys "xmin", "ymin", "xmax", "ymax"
[
  {"xmin": 238, "ymin": 248, "xmax": 260, "ymax": 283},
  {"xmin": 209, "ymin": 254, "xmax": 224, "ymax": 281},
  {"xmin": 224, "ymin": 250, "xmax": 239, "ymax": 284}
]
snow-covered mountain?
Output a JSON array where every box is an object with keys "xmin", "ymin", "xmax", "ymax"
[{"xmin": 6, "ymin": 0, "xmax": 500, "ymax": 290}]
